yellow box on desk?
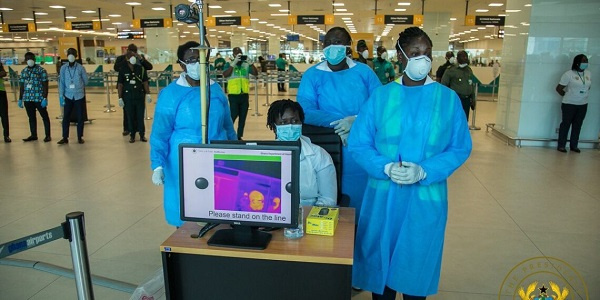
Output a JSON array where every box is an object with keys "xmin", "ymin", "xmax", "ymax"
[{"xmin": 306, "ymin": 206, "xmax": 339, "ymax": 236}]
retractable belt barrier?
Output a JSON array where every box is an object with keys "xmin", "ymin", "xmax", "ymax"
[{"xmin": 0, "ymin": 212, "xmax": 95, "ymax": 299}]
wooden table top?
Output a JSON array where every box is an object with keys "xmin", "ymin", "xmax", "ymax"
[{"xmin": 160, "ymin": 207, "xmax": 355, "ymax": 265}]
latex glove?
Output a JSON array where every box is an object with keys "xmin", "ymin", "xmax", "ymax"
[
  {"xmin": 340, "ymin": 132, "xmax": 349, "ymax": 147},
  {"xmin": 152, "ymin": 167, "xmax": 164, "ymax": 186},
  {"xmin": 59, "ymin": 95, "xmax": 65, "ymax": 107},
  {"xmin": 18, "ymin": 99, "xmax": 23, "ymax": 109},
  {"xmin": 232, "ymin": 54, "xmax": 242, "ymax": 66},
  {"xmin": 41, "ymin": 98, "xmax": 48, "ymax": 108},
  {"xmin": 384, "ymin": 162, "xmax": 403, "ymax": 184},
  {"xmin": 146, "ymin": 94, "xmax": 152, "ymax": 103},
  {"xmin": 330, "ymin": 115, "xmax": 356, "ymax": 135},
  {"xmin": 395, "ymin": 162, "xmax": 427, "ymax": 185},
  {"xmin": 118, "ymin": 98, "xmax": 124, "ymax": 108}
]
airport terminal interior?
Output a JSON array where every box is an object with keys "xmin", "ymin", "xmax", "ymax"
[{"xmin": 0, "ymin": 0, "xmax": 598, "ymax": 299}]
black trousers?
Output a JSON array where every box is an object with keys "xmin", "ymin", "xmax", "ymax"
[
  {"xmin": 62, "ymin": 97, "xmax": 85, "ymax": 139},
  {"xmin": 459, "ymin": 95, "xmax": 472, "ymax": 121},
  {"xmin": 558, "ymin": 103, "xmax": 588, "ymax": 149},
  {"xmin": 372, "ymin": 286, "xmax": 426, "ymax": 300},
  {"xmin": 0, "ymin": 90, "xmax": 8, "ymax": 137},
  {"xmin": 229, "ymin": 93, "xmax": 249, "ymax": 139},
  {"xmin": 277, "ymin": 69, "xmax": 286, "ymax": 91},
  {"xmin": 124, "ymin": 97, "xmax": 145, "ymax": 137},
  {"xmin": 123, "ymin": 108, "xmax": 129, "ymax": 132},
  {"xmin": 24, "ymin": 101, "xmax": 51, "ymax": 138}
]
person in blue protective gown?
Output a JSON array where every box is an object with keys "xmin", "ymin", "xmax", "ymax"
[
  {"xmin": 150, "ymin": 41, "xmax": 237, "ymax": 227},
  {"xmin": 348, "ymin": 27, "xmax": 472, "ymax": 300},
  {"xmin": 297, "ymin": 27, "xmax": 381, "ymax": 217}
]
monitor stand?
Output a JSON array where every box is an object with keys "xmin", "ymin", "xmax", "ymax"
[{"xmin": 207, "ymin": 225, "xmax": 272, "ymax": 250}]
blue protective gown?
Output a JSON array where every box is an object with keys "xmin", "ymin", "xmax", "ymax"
[
  {"xmin": 150, "ymin": 80, "xmax": 237, "ymax": 226},
  {"xmin": 348, "ymin": 78, "xmax": 472, "ymax": 296},
  {"xmin": 297, "ymin": 59, "xmax": 381, "ymax": 216}
]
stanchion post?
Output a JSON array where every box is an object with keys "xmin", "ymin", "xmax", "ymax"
[
  {"xmin": 252, "ymin": 75, "xmax": 262, "ymax": 116},
  {"xmin": 66, "ymin": 212, "xmax": 95, "ymax": 300},
  {"xmin": 145, "ymin": 105, "xmax": 152, "ymax": 120},
  {"xmin": 263, "ymin": 72, "xmax": 271, "ymax": 106},
  {"xmin": 103, "ymin": 74, "xmax": 116, "ymax": 113},
  {"xmin": 470, "ymin": 83, "xmax": 481, "ymax": 130}
]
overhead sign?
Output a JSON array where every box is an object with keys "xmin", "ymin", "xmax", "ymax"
[
  {"xmin": 117, "ymin": 31, "xmax": 144, "ymax": 39},
  {"xmin": 206, "ymin": 16, "xmax": 251, "ymax": 27},
  {"xmin": 475, "ymin": 16, "xmax": 505, "ymax": 26},
  {"xmin": 65, "ymin": 21, "xmax": 101, "ymax": 30},
  {"xmin": 2, "ymin": 23, "xmax": 36, "ymax": 32},
  {"xmin": 132, "ymin": 18, "xmax": 173, "ymax": 28},
  {"xmin": 288, "ymin": 15, "xmax": 334, "ymax": 25},
  {"xmin": 286, "ymin": 34, "xmax": 300, "ymax": 42},
  {"xmin": 375, "ymin": 15, "xmax": 423, "ymax": 25}
]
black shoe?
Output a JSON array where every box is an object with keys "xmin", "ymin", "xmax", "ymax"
[
  {"xmin": 57, "ymin": 138, "xmax": 69, "ymax": 145},
  {"xmin": 129, "ymin": 137, "xmax": 135, "ymax": 143},
  {"xmin": 78, "ymin": 138, "xmax": 85, "ymax": 144},
  {"xmin": 571, "ymin": 148, "xmax": 581, "ymax": 153},
  {"xmin": 140, "ymin": 136, "xmax": 148, "ymax": 142},
  {"xmin": 23, "ymin": 136, "xmax": 38, "ymax": 142},
  {"xmin": 557, "ymin": 147, "xmax": 567, "ymax": 153},
  {"xmin": 4, "ymin": 137, "xmax": 10, "ymax": 143},
  {"xmin": 43, "ymin": 137, "xmax": 51, "ymax": 143},
  {"xmin": 122, "ymin": 131, "xmax": 130, "ymax": 136}
]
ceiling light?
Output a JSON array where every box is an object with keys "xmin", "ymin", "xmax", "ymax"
[
  {"xmin": 488, "ymin": 3, "xmax": 503, "ymax": 6},
  {"xmin": 125, "ymin": 2, "xmax": 142, "ymax": 5},
  {"xmin": 152, "ymin": 7, "xmax": 166, "ymax": 11},
  {"xmin": 112, "ymin": 22, "xmax": 122, "ymax": 25},
  {"xmin": 336, "ymin": 8, "xmax": 347, "ymax": 12},
  {"xmin": 22, "ymin": 18, "xmax": 34, "ymax": 21},
  {"xmin": 36, "ymin": 21, "xmax": 53, "ymax": 24},
  {"xmin": 334, "ymin": 13, "xmax": 354, "ymax": 16},
  {"xmin": 506, "ymin": 9, "xmax": 521, "ymax": 12},
  {"xmin": 224, "ymin": 10, "xmax": 236, "ymax": 13},
  {"xmin": 250, "ymin": 18, "xmax": 259, "ymax": 21},
  {"xmin": 82, "ymin": 10, "xmax": 96, "ymax": 13},
  {"xmin": 475, "ymin": 9, "xmax": 489, "ymax": 12},
  {"xmin": 108, "ymin": 14, "xmax": 121, "ymax": 17},
  {"xmin": 35, "ymin": 12, "xmax": 48, "ymax": 15},
  {"xmin": 49, "ymin": 5, "xmax": 65, "ymax": 8},
  {"xmin": 183, "ymin": 31, "xmax": 190, "ymax": 34},
  {"xmin": 524, "ymin": 4, "xmax": 532, "ymax": 7},
  {"xmin": 279, "ymin": 9, "xmax": 289, "ymax": 12},
  {"xmin": 267, "ymin": 23, "xmax": 274, "ymax": 26},
  {"xmin": 332, "ymin": 3, "xmax": 345, "ymax": 6},
  {"xmin": 208, "ymin": 5, "xmax": 221, "ymax": 8},
  {"xmin": 395, "ymin": 8, "xmax": 406, "ymax": 11},
  {"xmin": 268, "ymin": 4, "xmax": 281, "ymax": 7},
  {"xmin": 450, "ymin": 17, "xmax": 457, "ymax": 21},
  {"xmin": 92, "ymin": 19, "xmax": 110, "ymax": 21},
  {"xmin": 478, "ymin": 27, "xmax": 486, "ymax": 29},
  {"xmin": 0, "ymin": 8, "xmax": 14, "ymax": 11},
  {"xmin": 259, "ymin": 21, "xmax": 267, "ymax": 24},
  {"xmin": 270, "ymin": 13, "xmax": 289, "ymax": 16},
  {"xmin": 107, "ymin": 28, "xmax": 115, "ymax": 30},
  {"xmin": 498, "ymin": 14, "xmax": 506, "ymax": 16},
  {"xmin": 66, "ymin": 16, "xmax": 77, "ymax": 19},
  {"xmin": 397, "ymin": 2, "xmax": 411, "ymax": 5}
]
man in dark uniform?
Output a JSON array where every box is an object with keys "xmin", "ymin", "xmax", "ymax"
[
  {"xmin": 114, "ymin": 43, "xmax": 153, "ymax": 136},
  {"xmin": 354, "ymin": 39, "xmax": 374, "ymax": 70},
  {"xmin": 441, "ymin": 50, "xmax": 475, "ymax": 120},
  {"xmin": 435, "ymin": 51, "xmax": 454, "ymax": 82},
  {"xmin": 117, "ymin": 50, "xmax": 152, "ymax": 143}
]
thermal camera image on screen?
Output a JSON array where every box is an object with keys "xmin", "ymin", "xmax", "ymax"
[{"xmin": 213, "ymin": 155, "xmax": 282, "ymax": 213}]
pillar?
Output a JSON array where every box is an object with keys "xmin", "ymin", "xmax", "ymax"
[
  {"xmin": 268, "ymin": 36, "xmax": 280, "ymax": 58},
  {"xmin": 230, "ymin": 34, "xmax": 246, "ymax": 53},
  {"xmin": 495, "ymin": 0, "xmax": 600, "ymax": 147},
  {"xmin": 145, "ymin": 27, "xmax": 179, "ymax": 64},
  {"xmin": 423, "ymin": 12, "xmax": 452, "ymax": 71}
]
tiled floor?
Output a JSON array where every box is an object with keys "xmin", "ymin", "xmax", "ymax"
[{"xmin": 0, "ymin": 84, "xmax": 598, "ymax": 300}]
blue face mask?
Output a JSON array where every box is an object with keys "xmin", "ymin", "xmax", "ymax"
[
  {"xmin": 276, "ymin": 124, "xmax": 302, "ymax": 141},
  {"xmin": 580, "ymin": 63, "xmax": 588, "ymax": 70},
  {"xmin": 323, "ymin": 45, "xmax": 348, "ymax": 65}
]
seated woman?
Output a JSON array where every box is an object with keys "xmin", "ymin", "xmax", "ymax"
[{"xmin": 266, "ymin": 99, "xmax": 337, "ymax": 207}]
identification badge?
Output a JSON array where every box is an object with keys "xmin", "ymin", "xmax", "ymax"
[
  {"xmin": 129, "ymin": 80, "xmax": 136, "ymax": 84},
  {"xmin": 26, "ymin": 84, "xmax": 32, "ymax": 89},
  {"xmin": 69, "ymin": 84, "xmax": 75, "ymax": 89}
]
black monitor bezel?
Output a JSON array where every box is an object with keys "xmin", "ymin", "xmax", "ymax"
[{"xmin": 179, "ymin": 142, "xmax": 301, "ymax": 229}]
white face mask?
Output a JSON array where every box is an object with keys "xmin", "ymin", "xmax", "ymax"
[
  {"xmin": 67, "ymin": 54, "xmax": 76, "ymax": 63},
  {"xmin": 27, "ymin": 59, "xmax": 35, "ymax": 67},
  {"xmin": 381, "ymin": 52, "xmax": 388, "ymax": 60},
  {"xmin": 181, "ymin": 61, "xmax": 200, "ymax": 81},
  {"xmin": 398, "ymin": 44, "xmax": 431, "ymax": 81},
  {"xmin": 449, "ymin": 57, "xmax": 456, "ymax": 64},
  {"xmin": 458, "ymin": 63, "xmax": 468, "ymax": 68},
  {"xmin": 361, "ymin": 50, "xmax": 369, "ymax": 59},
  {"xmin": 129, "ymin": 56, "xmax": 137, "ymax": 65}
]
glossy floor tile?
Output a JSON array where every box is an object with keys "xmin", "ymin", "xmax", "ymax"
[{"xmin": 0, "ymin": 86, "xmax": 598, "ymax": 300}]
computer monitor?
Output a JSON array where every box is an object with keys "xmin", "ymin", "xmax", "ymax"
[{"xmin": 179, "ymin": 142, "xmax": 300, "ymax": 250}]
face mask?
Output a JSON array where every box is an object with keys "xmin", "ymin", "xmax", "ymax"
[
  {"xmin": 323, "ymin": 45, "xmax": 348, "ymax": 66},
  {"xmin": 449, "ymin": 57, "xmax": 456, "ymax": 64},
  {"xmin": 361, "ymin": 50, "xmax": 369, "ymax": 59},
  {"xmin": 129, "ymin": 56, "xmax": 137, "ymax": 65},
  {"xmin": 580, "ymin": 63, "xmax": 588, "ymax": 70},
  {"xmin": 381, "ymin": 52, "xmax": 388, "ymax": 60},
  {"xmin": 276, "ymin": 124, "xmax": 302, "ymax": 141},
  {"xmin": 398, "ymin": 45, "xmax": 431, "ymax": 81},
  {"xmin": 27, "ymin": 59, "xmax": 35, "ymax": 67},
  {"xmin": 183, "ymin": 61, "xmax": 200, "ymax": 80},
  {"xmin": 458, "ymin": 63, "xmax": 468, "ymax": 68},
  {"xmin": 68, "ymin": 55, "xmax": 76, "ymax": 63}
]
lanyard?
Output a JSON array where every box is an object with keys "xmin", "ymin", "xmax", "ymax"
[
  {"xmin": 67, "ymin": 64, "xmax": 77, "ymax": 83},
  {"xmin": 576, "ymin": 71, "xmax": 586, "ymax": 85}
]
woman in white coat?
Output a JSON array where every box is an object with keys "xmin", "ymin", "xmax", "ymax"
[{"xmin": 266, "ymin": 99, "xmax": 337, "ymax": 207}]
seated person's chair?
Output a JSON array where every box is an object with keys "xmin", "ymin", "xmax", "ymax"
[{"xmin": 302, "ymin": 124, "xmax": 350, "ymax": 207}]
